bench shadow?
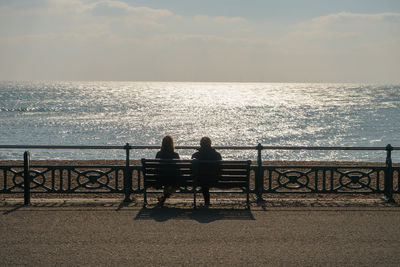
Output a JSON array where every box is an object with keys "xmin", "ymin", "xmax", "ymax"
[
  {"xmin": 134, "ymin": 207, "xmax": 255, "ymax": 223},
  {"xmin": 2, "ymin": 204, "xmax": 24, "ymax": 215}
]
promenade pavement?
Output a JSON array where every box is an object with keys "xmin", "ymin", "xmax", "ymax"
[{"xmin": 1, "ymin": 197, "xmax": 400, "ymax": 266}]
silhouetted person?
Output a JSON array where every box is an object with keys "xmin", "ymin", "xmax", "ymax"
[
  {"xmin": 156, "ymin": 135, "xmax": 180, "ymax": 206},
  {"xmin": 191, "ymin": 136, "xmax": 222, "ymax": 207}
]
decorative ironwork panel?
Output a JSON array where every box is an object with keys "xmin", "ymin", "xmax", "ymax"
[
  {"xmin": 262, "ymin": 166, "xmax": 385, "ymax": 193},
  {"xmin": 249, "ymin": 166, "xmax": 257, "ymax": 193},
  {"xmin": 0, "ymin": 166, "xmax": 24, "ymax": 193},
  {"xmin": 394, "ymin": 167, "xmax": 400, "ymax": 193},
  {"xmin": 0, "ymin": 166, "xmax": 50, "ymax": 193},
  {"xmin": 263, "ymin": 167, "xmax": 316, "ymax": 192},
  {"xmin": 0, "ymin": 165, "xmax": 127, "ymax": 193},
  {"xmin": 131, "ymin": 166, "xmax": 143, "ymax": 193},
  {"xmin": 60, "ymin": 166, "xmax": 125, "ymax": 193}
]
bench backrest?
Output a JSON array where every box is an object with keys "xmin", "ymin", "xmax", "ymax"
[
  {"xmin": 194, "ymin": 160, "xmax": 251, "ymax": 188},
  {"xmin": 141, "ymin": 159, "xmax": 194, "ymax": 186},
  {"xmin": 142, "ymin": 159, "xmax": 251, "ymax": 188}
]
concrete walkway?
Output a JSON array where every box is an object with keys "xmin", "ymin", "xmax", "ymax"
[{"xmin": 1, "ymin": 198, "xmax": 399, "ymax": 266}]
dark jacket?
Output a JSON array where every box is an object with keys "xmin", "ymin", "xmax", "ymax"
[
  {"xmin": 191, "ymin": 147, "xmax": 222, "ymax": 186},
  {"xmin": 191, "ymin": 147, "xmax": 222, "ymax": 160},
  {"xmin": 154, "ymin": 151, "xmax": 180, "ymax": 187},
  {"xmin": 156, "ymin": 150, "xmax": 180, "ymax": 159}
]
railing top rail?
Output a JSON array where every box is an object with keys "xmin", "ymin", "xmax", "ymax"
[
  {"xmin": 0, "ymin": 145, "xmax": 124, "ymax": 149},
  {"xmin": 257, "ymin": 146, "xmax": 397, "ymax": 151},
  {"xmin": 0, "ymin": 144, "xmax": 398, "ymax": 150}
]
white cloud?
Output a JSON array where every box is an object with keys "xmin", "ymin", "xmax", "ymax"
[
  {"xmin": 0, "ymin": 0, "xmax": 179, "ymax": 42},
  {"xmin": 87, "ymin": 0, "xmax": 173, "ymax": 19},
  {"xmin": 309, "ymin": 12, "xmax": 400, "ymax": 25},
  {"xmin": 293, "ymin": 12, "xmax": 400, "ymax": 39},
  {"xmin": 277, "ymin": 12, "xmax": 400, "ymax": 50}
]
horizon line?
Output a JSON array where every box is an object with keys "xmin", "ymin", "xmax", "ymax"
[{"xmin": 1, "ymin": 80, "xmax": 399, "ymax": 85}]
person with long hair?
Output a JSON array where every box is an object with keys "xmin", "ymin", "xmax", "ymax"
[{"xmin": 156, "ymin": 135, "xmax": 180, "ymax": 206}]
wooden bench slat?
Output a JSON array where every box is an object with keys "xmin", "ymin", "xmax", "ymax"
[
  {"xmin": 144, "ymin": 164, "xmax": 192, "ymax": 169},
  {"xmin": 219, "ymin": 176, "xmax": 248, "ymax": 181},
  {"xmin": 219, "ymin": 170, "xmax": 249, "ymax": 176},
  {"xmin": 214, "ymin": 182, "xmax": 247, "ymax": 187},
  {"xmin": 145, "ymin": 174, "xmax": 193, "ymax": 179},
  {"xmin": 218, "ymin": 165, "xmax": 250, "ymax": 169},
  {"xmin": 143, "ymin": 169, "xmax": 193, "ymax": 175},
  {"xmin": 196, "ymin": 164, "xmax": 249, "ymax": 169},
  {"xmin": 197, "ymin": 175, "xmax": 248, "ymax": 180}
]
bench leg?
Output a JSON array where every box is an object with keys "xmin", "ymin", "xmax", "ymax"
[
  {"xmin": 193, "ymin": 186, "xmax": 197, "ymax": 209},
  {"xmin": 143, "ymin": 185, "xmax": 147, "ymax": 208},
  {"xmin": 246, "ymin": 186, "xmax": 250, "ymax": 210}
]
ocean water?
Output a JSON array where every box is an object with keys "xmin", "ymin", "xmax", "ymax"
[{"xmin": 0, "ymin": 81, "xmax": 399, "ymax": 162}]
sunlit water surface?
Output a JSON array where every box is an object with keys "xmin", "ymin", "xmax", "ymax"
[{"xmin": 0, "ymin": 81, "xmax": 399, "ymax": 161}]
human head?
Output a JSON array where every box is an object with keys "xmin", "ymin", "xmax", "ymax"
[
  {"xmin": 200, "ymin": 136, "xmax": 212, "ymax": 149},
  {"xmin": 161, "ymin": 135, "xmax": 174, "ymax": 152}
]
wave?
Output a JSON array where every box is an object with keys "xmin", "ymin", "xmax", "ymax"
[
  {"xmin": 0, "ymin": 106, "xmax": 141, "ymax": 113},
  {"xmin": 0, "ymin": 107, "xmax": 57, "ymax": 112}
]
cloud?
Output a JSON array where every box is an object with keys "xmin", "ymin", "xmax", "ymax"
[
  {"xmin": 88, "ymin": 0, "xmax": 173, "ymax": 19},
  {"xmin": 294, "ymin": 12, "xmax": 400, "ymax": 37},
  {"xmin": 278, "ymin": 11, "xmax": 400, "ymax": 50},
  {"xmin": 0, "ymin": 0, "xmax": 178, "ymax": 42},
  {"xmin": 90, "ymin": 1, "xmax": 130, "ymax": 16},
  {"xmin": 310, "ymin": 12, "xmax": 400, "ymax": 25},
  {"xmin": 0, "ymin": 0, "xmax": 248, "ymax": 42}
]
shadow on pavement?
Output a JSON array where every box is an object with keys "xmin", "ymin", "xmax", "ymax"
[
  {"xmin": 2, "ymin": 204, "xmax": 24, "ymax": 215},
  {"xmin": 134, "ymin": 207, "xmax": 255, "ymax": 223}
]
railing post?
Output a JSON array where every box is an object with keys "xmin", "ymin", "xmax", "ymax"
[
  {"xmin": 24, "ymin": 151, "xmax": 31, "ymax": 205},
  {"xmin": 383, "ymin": 144, "xmax": 394, "ymax": 203},
  {"xmin": 123, "ymin": 143, "xmax": 132, "ymax": 202},
  {"xmin": 254, "ymin": 143, "xmax": 264, "ymax": 202}
]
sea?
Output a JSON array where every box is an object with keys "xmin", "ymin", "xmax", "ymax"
[{"xmin": 0, "ymin": 81, "xmax": 399, "ymax": 162}]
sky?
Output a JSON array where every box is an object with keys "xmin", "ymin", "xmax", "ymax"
[{"xmin": 0, "ymin": 0, "xmax": 399, "ymax": 83}]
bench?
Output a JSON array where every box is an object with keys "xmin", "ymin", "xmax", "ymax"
[{"xmin": 141, "ymin": 159, "xmax": 251, "ymax": 208}]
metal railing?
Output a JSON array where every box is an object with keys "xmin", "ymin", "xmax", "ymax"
[{"xmin": 0, "ymin": 143, "xmax": 398, "ymax": 205}]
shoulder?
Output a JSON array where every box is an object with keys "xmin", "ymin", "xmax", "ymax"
[
  {"xmin": 212, "ymin": 150, "xmax": 222, "ymax": 160},
  {"xmin": 191, "ymin": 151, "xmax": 200, "ymax": 159},
  {"xmin": 157, "ymin": 151, "xmax": 179, "ymax": 159}
]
